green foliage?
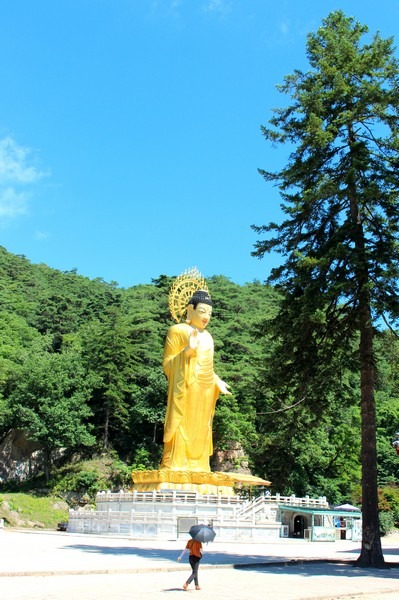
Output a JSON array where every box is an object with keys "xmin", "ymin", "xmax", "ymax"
[
  {"xmin": 50, "ymin": 454, "xmax": 136, "ymax": 500},
  {"xmin": 353, "ymin": 484, "xmax": 399, "ymax": 535},
  {"xmin": 1, "ymin": 206, "xmax": 399, "ymax": 509},
  {"xmin": 53, "ymin": 469, "xmax": 107, "ymax": 498},
  {"xmin": 378, "ymin": 486, "xmax": 399, "ymax": 524},
  {"xmin": 252, "ymin": 9, "xmax": 399, "ymax": 565},
  {"xmin": 130, "ymin": 446, "xmax": 157, "ymax": 471},
  {"xmin": 6, "ymin": 349, "xmax": 96, "ymax": 479},
  {"xmin": 209, "ymin": 276, "xmax": 279, "ymax": 453},
  {"xmin": 0, "ymin": 493, "xmax": 68, "ymax": 529},
  {"xmin": 80, "ymin": 309, "xmax": 135, "ymax": 451},
  {"xmin": 109, "ymin": 458, "xmax": 135, "ymax": 488},
  {"xmin": 379, "ymin": 511, "xmax": 395, "ymax": 537}
]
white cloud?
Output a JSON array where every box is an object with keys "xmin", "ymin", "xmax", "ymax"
[
  {"xmin": 34, "ymin": 230, "xmax": 50, "ymax": 240},
  {"xmin": 279, "ymin": 20, "xmax": 290, "ymax": 36},
  {"xmin": 171, "ymin": 0, "xmax": 182, "ymax": 10},
  {"xmin": 0, "ymin": 187, "xmax": 29, "ymax": 219},
  {"xmin": 0, "ymin": 137, "xmax": 45, "ymax": 184},
  {"xmin": 0, "ymin": 136, "xmax": 47, "ymax": 225},
  {"xmin": 203, "ymin": 0, "xmax": 232, "ymax": 16}
]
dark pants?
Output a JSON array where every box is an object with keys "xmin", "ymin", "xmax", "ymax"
[{"xmin": 186, "ymin": 555, "xmax": 201, "ymax": 586}]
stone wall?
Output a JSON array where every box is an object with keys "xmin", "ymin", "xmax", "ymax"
[
  {"xmin": 211, "ymin": 442, "xmax": 251, "ymax": 474},
  {"xmin": 0, "ymin": 429, "xmax": 45, "ymax": 482}
]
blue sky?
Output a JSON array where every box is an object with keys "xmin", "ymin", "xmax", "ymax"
[{"xmin": 0, "ymin": 1, "xmax": 397, "ymax": 287}]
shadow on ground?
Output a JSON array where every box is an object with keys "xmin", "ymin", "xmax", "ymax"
[
  {"xmin": 63, "ymin": 543, "xmax": 399, "ymax": 575},
  {"xmin": 235, "ymin": 562, "xmax": 399, "ymax": 578},
  {"xmin": 64, "ymin": 543, "xmax": 287, "ymax": 565}
]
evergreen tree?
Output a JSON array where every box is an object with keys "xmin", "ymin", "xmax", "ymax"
[
  {"xmin": 209, "ymin": 276, "xmax": 279, "ymax": 457},
  {"xmin": 253, "ymin": 11, "xmax": 399, "ymax": 567},
  {"xmin": 122, "ymin": 279, "xmax": 170, "ymax": 464},
  {"xmin": 80, "ymin": 307, "xmax": 135, "ymax": 451},
  {"xmin": 374, "ymin": 331, "xmax": 399, "ymax": 485},
  {"xmin": 7, "ymin": 347, "xmax": 95, "ymax": 480}
]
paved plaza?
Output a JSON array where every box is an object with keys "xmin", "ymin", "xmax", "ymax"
[{"xmin": 1, "ymin": 529, "xmax": 399, "ymax": 599}]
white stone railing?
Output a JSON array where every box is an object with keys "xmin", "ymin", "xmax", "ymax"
[
  {"xmin": 95, "ymin": 490, "xmax": 327, "ymax": 506},
  {"xmin": 96, "ymin": 490, "xmax": 242, "ymax": 506},
  {"xmin": 68, "ymin": 491, "xmax": 330, "ymax": 539},
  {"xmin": 95, "ymin": 490, "xmax": 328, "ymax": 508},
  {"xmin": 235, "ymin": 494, "xmax": 328, "ymax": 518},
  {"xmin": 93, "ymin": 490, "xmax": 328, "ymax": 521},
  {"xmin": 270, "ymin": 494, "xmax": 328, "ymax": 507}
]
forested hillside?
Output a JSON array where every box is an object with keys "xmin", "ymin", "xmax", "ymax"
[{"xmin": 1, "ymin": 246, "xmax": 399, "ymax": 510}]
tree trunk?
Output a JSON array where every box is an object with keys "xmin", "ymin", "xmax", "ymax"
[
  {"xmin": 44, "ymin": 448, "xmax": 52, "ymax": 483},
  {"xmin": 103, "ymin": 402, "xmax": 110, "ymax": 450},
  {"xmin": 347, "ymin": 129, "xmax": 385, "ymax": 568},
  {"xmin": 355, "ymin": 304, "xmax": 385, "ymax": 568}
]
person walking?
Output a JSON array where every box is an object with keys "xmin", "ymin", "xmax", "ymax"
[{"xmin": 177, "ymin": 537, "xmax": 203, "ymax": 590}]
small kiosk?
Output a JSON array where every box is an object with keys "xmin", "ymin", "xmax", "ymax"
[{"xmin": 279, "ymin": 503, "xmax": 362, "ymax": 541}]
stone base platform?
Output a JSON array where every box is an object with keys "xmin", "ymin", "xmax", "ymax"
[
  {"xmin": 69, "ymin": 488, "xmax": 282, "ymax": 540},
  {"xmin": 131, "ymin": 469, "xmax": 270, "ymax": 496}
]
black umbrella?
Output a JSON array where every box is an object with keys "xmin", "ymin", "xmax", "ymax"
[{"xmin": 189, "ymin": 524, "xmax": 216, "ymax": 543}]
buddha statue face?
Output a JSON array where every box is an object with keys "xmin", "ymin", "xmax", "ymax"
[{"xmin": 186, "ymin": 302, "xmax": 213, "ymax": 330}]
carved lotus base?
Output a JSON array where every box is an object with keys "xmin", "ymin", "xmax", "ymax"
[{"xmin": 131, "ymin": 469, "xmax": 270, "ymax": 496}]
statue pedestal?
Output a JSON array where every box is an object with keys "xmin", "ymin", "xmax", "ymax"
[{"xmin": 131, "ymin": 469, "xmax": 270, "ymax": 496}]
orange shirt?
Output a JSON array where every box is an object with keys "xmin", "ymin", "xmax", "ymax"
[{"xmin": 186, "ymin": 539, "xmax": 202, "ymax": 558}]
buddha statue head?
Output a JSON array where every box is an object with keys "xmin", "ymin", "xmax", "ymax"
[{"xmin": 186, "ymin": 290, "xmax": 213, "ymax": 330}]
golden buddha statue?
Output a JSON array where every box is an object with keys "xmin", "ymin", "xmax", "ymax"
[
  {"xmin": 160, "ymin": 288, "xmax": 231, "ymax": 472},
  {"xmin": 131, "ymin": 268, "xmax": 270, "ymax": 494}
]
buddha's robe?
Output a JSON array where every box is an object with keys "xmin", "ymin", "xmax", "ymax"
[{"xmin": 160, "ymin": 323, "xmax": 221, "ymax": 472}]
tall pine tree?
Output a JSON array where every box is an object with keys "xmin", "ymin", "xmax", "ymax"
[{"xmin": 253, "ymin": 11, "xmax": 399, "ymax": 567}]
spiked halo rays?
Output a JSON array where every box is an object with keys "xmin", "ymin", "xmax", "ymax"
[{"xmin": 168, "ymin": 267, "xmax": 210, "ymax": 323}]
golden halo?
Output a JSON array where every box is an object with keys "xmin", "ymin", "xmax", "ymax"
[{"xmin": 169, "ymin": 267, "xmax": 209, "ymax": 323}]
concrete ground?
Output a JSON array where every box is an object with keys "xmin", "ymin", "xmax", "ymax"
[{"xmin": 1, "ymin": 528, "xmax": 399, "ymax": 599}]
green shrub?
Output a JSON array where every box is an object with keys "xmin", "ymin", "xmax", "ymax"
[
  {"xmin": 379, "ymin": 510, "xmax": 395, "ymax": 536},
  {"xmin": 378, "ymin": 485, "xmax": 399, "ymax": 528},
  {"xmin": 130, "ymin": 447, "xmax": 153, "ymax": 471},
  {"xmin": 53, "ymin": 469, "xmax": 107, "ymax": 499},
  {"xmin": 109, "ymin": 458, "xmax": 134, "ymax": 489}
]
